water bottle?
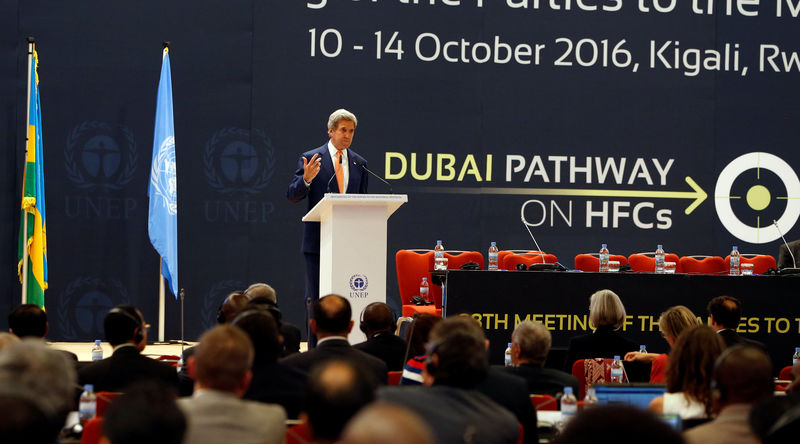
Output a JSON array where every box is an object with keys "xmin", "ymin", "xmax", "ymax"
[
  {"xmin": 583, "ymin": 387, "xmax": 598, "ymax": 407},
  {"xmin": 599, "ymin": 244, "xmax": 610, "ymax": 273},
  {"xmin": 91, "ymin": 339, "xmax": 103, "ymax": 361},
  {"xmin": 654, "ymin": 245, "xmax": 665, "ymax": 274},
  {"xmin": 639, "ymin": 344, "xmax": 647, "ymax": 354},
  {"xmin": 505, "ymin": 342, "xmax": 513, "ymax": 367},
  {"xmin": 730, "ymin": 246, "xmax": 740, "ymax": 276},
  {"xmin": 488, "ymin": 242, "xmax": 499, "ymax": 271},
  {"xmin": 793, "ymin": 347, "xmax": 800, "ymax": 367},
  {"xmin": 561, "ymin": 386, "xmax": 578, "ymax": 418},
  {"xmin": 78, "ymin": 384, "xmax": 96, "ymax": 425},
  {"xmin": 610, "ymin": 355, "xmax": 624, "ymax": 383},
  {"xmin": 434, "ymin": 240, "xmax": 446, "ymax": 270},
  {"xmin": 419, "ymin": 277, "xmax": 430, "ymax": 302}
]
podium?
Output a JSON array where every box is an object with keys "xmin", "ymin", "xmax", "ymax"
[{"xmin": 303, "ymin": 193, "xmax": 407, "ymax": 343}]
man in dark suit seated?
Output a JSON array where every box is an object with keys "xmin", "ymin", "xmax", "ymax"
[
  {"xmin": 8, "ymin": 303, "xmax": 78, "ymax": 361},
  {"xmin": 707, "ymin": 296, "xmax": 767, "ymax": 351},
  {"xmin": 354, "ymin": 302, "xmax": 407, "ymax": 371},
  {"xmin": 101, "ymin": 382, "xmax": 186, "ymax": 444},
  {"xmin": 280, "ymin": 294, "xmax": 387, "ymax": 384},
  {"xmin": 78, "ymin": 305, "xmax": 178, "ymax": 393},
  {"xmin": 233, "ymin": 308, "xmax": 308, "ymax": 419},
  {"xmin": 378, "ymin": 316, "xmax": 521, "ymax": 444},
  {"xmin": 502, "ymin": 320, "xmax": 579, "ymax": 398},
  {"xmin": 243, "ymin": 282, "xmax": 301, "ymax": 357}
]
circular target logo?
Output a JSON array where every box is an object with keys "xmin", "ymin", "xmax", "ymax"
[{"xmin": 714, "ymin": 152, "xmax": 800, "ymax": 244}]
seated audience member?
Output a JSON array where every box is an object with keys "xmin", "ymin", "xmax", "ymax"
[
  {"xmin": 354, "ymin": 302, "xmax": 407, "ymax": 371},
  {"xmin": 503, "ymin": 320, "xmax": 579, "ymax": 397},
  {"xmin": 8, "ymin": 303, "xmax": 77, "ymax": 361},
  {"xmin": 707, "ymin": 295, "xmax": 766, "ymax": 350},
  {"xmin": 281, "ymin": 294, "xmax": 387, "ymax": 384},
  {"xmin": 101, "ymin": 381, "xmax": 186, "ymax": 444},
  {"xmin": 0, "ymin": 332, "xmax": 20, "ymax": 350},
  {"xmin": 79, "ymin": 305, "xmax": 178, "ymax": 393},
  {"xmin": 179, "ymin": 325, "xmax": 286, "ymax": 444},
  {"xmin": 683, "ymin": 345, "xmax": 774, "ymax": 444},
  {"xmin": 0, "ymin": 340, "xmax": 76, "ymax": 444},
  {"xmin": 340, "ymin": 402, "xmax": 435, "ymax": 444},
  {"xmin": 553, "ymin": 405, "xmax": 684, "ymax": 444},
  {"xmin": 244, "ymin": 282, "xmax": 301, "ymax": 356},
  {"xmin": 649, "ymin": 325, "xmax": 725, "ymax": 419},
  {"xmin": 303, "ymin": 359, "xmax": 378, "ymax": 444},
  {"xmin": 378, "ymin": 316, "xmax": 520, "ymax": 444},
  {"xmin": 400, "ymin": 313, "xmax": 442, "ymax": 385},
  {"xmin": 625, "ymin": 305, "xmax": 701, "ymax": 382},
  {"xmin": 232, "ymin": 308, "xmax": 308, "ymax": 418},
  {"xmin": 563, "ymin": 289, "xmax": 642, "ymax": 379}
]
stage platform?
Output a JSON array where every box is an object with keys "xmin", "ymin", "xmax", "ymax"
[{"xmin": 50, "ymin": 341, "xmax": 309, "ymax": 362}]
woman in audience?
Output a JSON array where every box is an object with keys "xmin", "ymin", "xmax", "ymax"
[
  {"xmin": 399, "ymin": 313, "xmax": 442, "ymax": 385},
  {"xmin": 624, "ymin": 305, "xmax": 701, "ymax": 382},
  {"xmin": 648, "ymin": 324, "xmax": 725, "ymax": 419},
  {"xmin": 563, "ymin": 289, "xmax": 638, "ymax": 373}
]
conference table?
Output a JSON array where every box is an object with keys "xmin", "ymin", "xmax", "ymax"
[{"xmin": 444, "ymin": 269, "xmax": 800, "ymax": 371}]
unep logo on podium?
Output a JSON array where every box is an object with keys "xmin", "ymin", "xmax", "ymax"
[{"xmin": 715, "ymin": 152, "xmax": 800, "ymax": 244}]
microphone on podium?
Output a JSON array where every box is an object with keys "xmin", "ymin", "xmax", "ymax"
[{"xmin": 353, "ymin": 158, "xmax": 393, "ymax": 194}]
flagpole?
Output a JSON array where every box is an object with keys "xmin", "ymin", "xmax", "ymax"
[
  {"xmin": 159, "ymin": 257, "xmax": 165, "ymax": 342},
  {"xmin": 21, "ymin": 37, "xmax": 35, "ymax": 305}
]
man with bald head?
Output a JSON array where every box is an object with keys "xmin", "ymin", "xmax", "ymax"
[
  {"xmin": 683, "ymin": 345, "xmax": 774, "ymax": 444},
  {"xmin": 354, "ymin": 302, "xmax": 406, "ymax": 371},
  {"xmin": 280, "ymin": 294, "xmax": 387, "ymax": 383}
]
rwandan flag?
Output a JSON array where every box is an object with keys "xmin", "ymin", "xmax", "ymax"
[
  {"xmin": 18, "ymin": 45, "xmax": 48, "ymax": 307},
  {"xmin": 148, "ymin": 46, "xmax": 178, "ymax": 297}
]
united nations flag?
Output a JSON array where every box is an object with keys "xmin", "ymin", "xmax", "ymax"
[{"xmin": 148, "ymin": 46, "xmax": 178, "ymax": 297}]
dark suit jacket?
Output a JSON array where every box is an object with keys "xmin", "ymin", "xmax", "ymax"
[
  {"xmin": 500, "ymin": 363, "xmax": 580, "ymax": 398},
  {"xmin": 778, "ymin": 240, "xmax": 800, "ymax": 269},
  {"xmin": 353, "ymin": 332, "xmax": 408, "ymax": 371},
  {"xmin": 280, "ymin": 322, "xmax": 302, "ymax": 357},
  {"xmin": 476, "ymin": 368, "xmax": 538, "ymax": 444},
  {"xmin": 78, "ymin": 345, "xmax": 179, "ymax": 393},
  {"xmin": 243, "ymin": 359, "xmax": 308, "ymax": 419},
  {"xmin": 378, "ymin": 385, "xmax": 519, "ymax": 444},
  {"xmin": 286, "ymin": 144, "xmax": 369, "ymax": 254},
  {"xmin": 279, "ymin": 338, "xmax": 387, "ymax": 384},
  {"xmin": 718, "ymin": 328, "xmax": 768, "ymax": 351}
]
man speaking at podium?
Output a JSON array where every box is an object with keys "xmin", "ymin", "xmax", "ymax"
[{"xmin": 287, "ymin": 109, "xmax": 369, "ymax": 345}]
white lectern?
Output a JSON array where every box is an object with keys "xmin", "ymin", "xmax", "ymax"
[{"xmin": 303, "ymin": 193, "xmax": 407, "ymax": 343}]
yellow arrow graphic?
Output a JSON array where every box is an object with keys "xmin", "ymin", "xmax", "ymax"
[{"xmin": 411, "ymin": 176, "xmax": 708, "ymax": 215}]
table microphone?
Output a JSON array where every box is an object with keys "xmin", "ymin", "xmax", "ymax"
[
  {"xmin": 326, "ymin": 152, "xmax": 343, "ymax": 193},
  {"xmin": 521, "ymin": 216, "xmax": 565, "ymax": 271},
  {"xmin": 354, "ymin": 158, "xmax": 393, "ymax": 193},
  {"xmin": 773, "ymin": 219, "xmax": 800, "ymax": 274}
]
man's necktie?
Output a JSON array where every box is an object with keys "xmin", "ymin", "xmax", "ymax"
[{"xmin": 335, "ymin": 150, "xmax": 344, "ymax": 193}]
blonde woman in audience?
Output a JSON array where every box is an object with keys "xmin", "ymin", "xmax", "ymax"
[
  {"xmin": 624, "ymin": 305, "xmax": 701, "ymax": 382},
  {"xmin": 648, "ymin": 325, "xmax": 725, "ymax": 419}
]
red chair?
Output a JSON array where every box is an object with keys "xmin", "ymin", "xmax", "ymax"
[
  {"xmin": 679, "ymin": 256, "xmax": 726, "ymax": 274},
  {"xmin": 96, "ymin": 391, "xmax": 122, "ymax": 417},
  {"xmin": 724, "ymin": 254, "xmax": 776, "ymax": 275},
  {"xmin": 504, "ymin": 252, "xmax": 559, "ymax": 269},
  {"xmin": 155, "ymin": 354, "xmax": 181, "ymax": 368},
  {"xmin": 395, "ymin": 250, "xmax": 441, "ymax": 317},
  {"xmin": 498, "ymin": 250, "xmax": 540, "ymax": 270},
  {"xmin": 628, "ymin": 252, "xmax": 682, "ymax": 273},
  {"xmin": 388, "ymin": 371, "xmax": 403, "ymax": 386},
  {"xmin": 574, "ymin": 253, "xmax": 628, "ymax": 272},
  {"xmin": 444, "ymin": 250, "xmax": 485, "ymax": 271},
  {"xmin": 780, "ymin": 365, "xmax": 793, "ymax": 381},
  {"xmin": 571, "ymin": 358, "xmax": 626, "ymax": 399},
  {"xmin": 530, "ymin": 394, "xmax": 558, "ymax": 411},
  {"xmin": 80, "ymin": 417, "xmax": 103, "ymax": 444},
  {"xmin": 286, "ymin": 421, "xmax": 313, "ymax": 444}
]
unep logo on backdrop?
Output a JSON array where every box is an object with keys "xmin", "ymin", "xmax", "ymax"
[
  {"xmin": 65, "ymin": 121, "xmax": 137, "ymax": 189},
  {"xmin": 203, "ymin": 128, "xmax": 275, "ymax": 194},
  {"xmin": 715, "ymin": 152, "xmax": 800, "ymax": 244},
  {"xmin": 51, "ymin": 276, "xmax": 129, "ymax": 341}
]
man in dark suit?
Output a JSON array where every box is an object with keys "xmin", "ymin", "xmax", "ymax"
[
  {"xmin": 233, "ymin": 308, "xmax": 307, "ymax": 419},
  {"xmin": 280, "ymin": 294, "xmax": 387, "ymax": 384},
  {"xmin": 378, "ymin": 316, "xmax": 520, "ymax": 444},
  {"xmin": 78, "ymin": 305, "xmax": 178, "ymax": 393},
  {"xmin": 8, "ymin": 304, "xmax": 78, "ymax": 361},
  {"xmin": 286, "ymin": 109, "xmax": 369, "ymax": 344},
  {"xmin": 707, "ymin": 296, "xmax": 767, "ymax": 351},
  {"xmin": 778, "ymin": 239, "xmax": 800, "ymax": 269},
  {"xmin": 502, "ymin": 320, "xmax": 579, "ymax": 397},
  {"xmin": 354, "ymin": 302, "xmax": 407, "ymax": 371}
]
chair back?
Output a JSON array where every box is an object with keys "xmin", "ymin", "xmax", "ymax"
[
  {"xmin": 505, "ymin": 252, "xmax": 558, "ymax": 269},
  {"xmin": 286, "ymin": 421, "xmax": 313, "ymax": 444},
  {"xmin": 388, "ymin": 371, "xmax": 403, "ymax": 386},
  {"xmin": 780, "ymin": 365, "xmax": 793, "ymax": 381},
  {"xmin": 574, "ymin": 253, "xmax": 628, "ymax": 272},
  {"xmin": 498, "ymin": 250, "xmax": 541, "ymax": 270},
  {"xmin": 571, "ymin": 358, "xmax": 625, "ymax": 399},
  {"xmin": 628, "ymin": 253, "xmax": 682, "ymax": 273},
  {"xmin": 724, "ymin": 254, "xmax": 776, "ymax": 275},
  {"xmin": 444, "ymin": 250, "xmax": 485, "ymax": 271},
  {"xmin": 679, "ymin": 256, "xmax": 726, "ymax": 274},
  {"xmin": 395, "ymin": 249, "xmax": 436, "ymax": 305},
  {"xmin": 80, "ymin": 417, "xmax": 103, "ymax": 444},
  {"xmin": 155, "ymin": 354, "xmax": 181, "ymax": 368},
  {"xmin": 96, "ymin": 391, "xmax": 122, "ymax": 417},
  {"xmin": 530, "ymin": 394, "xmax": 558, "ymax": 411}
]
